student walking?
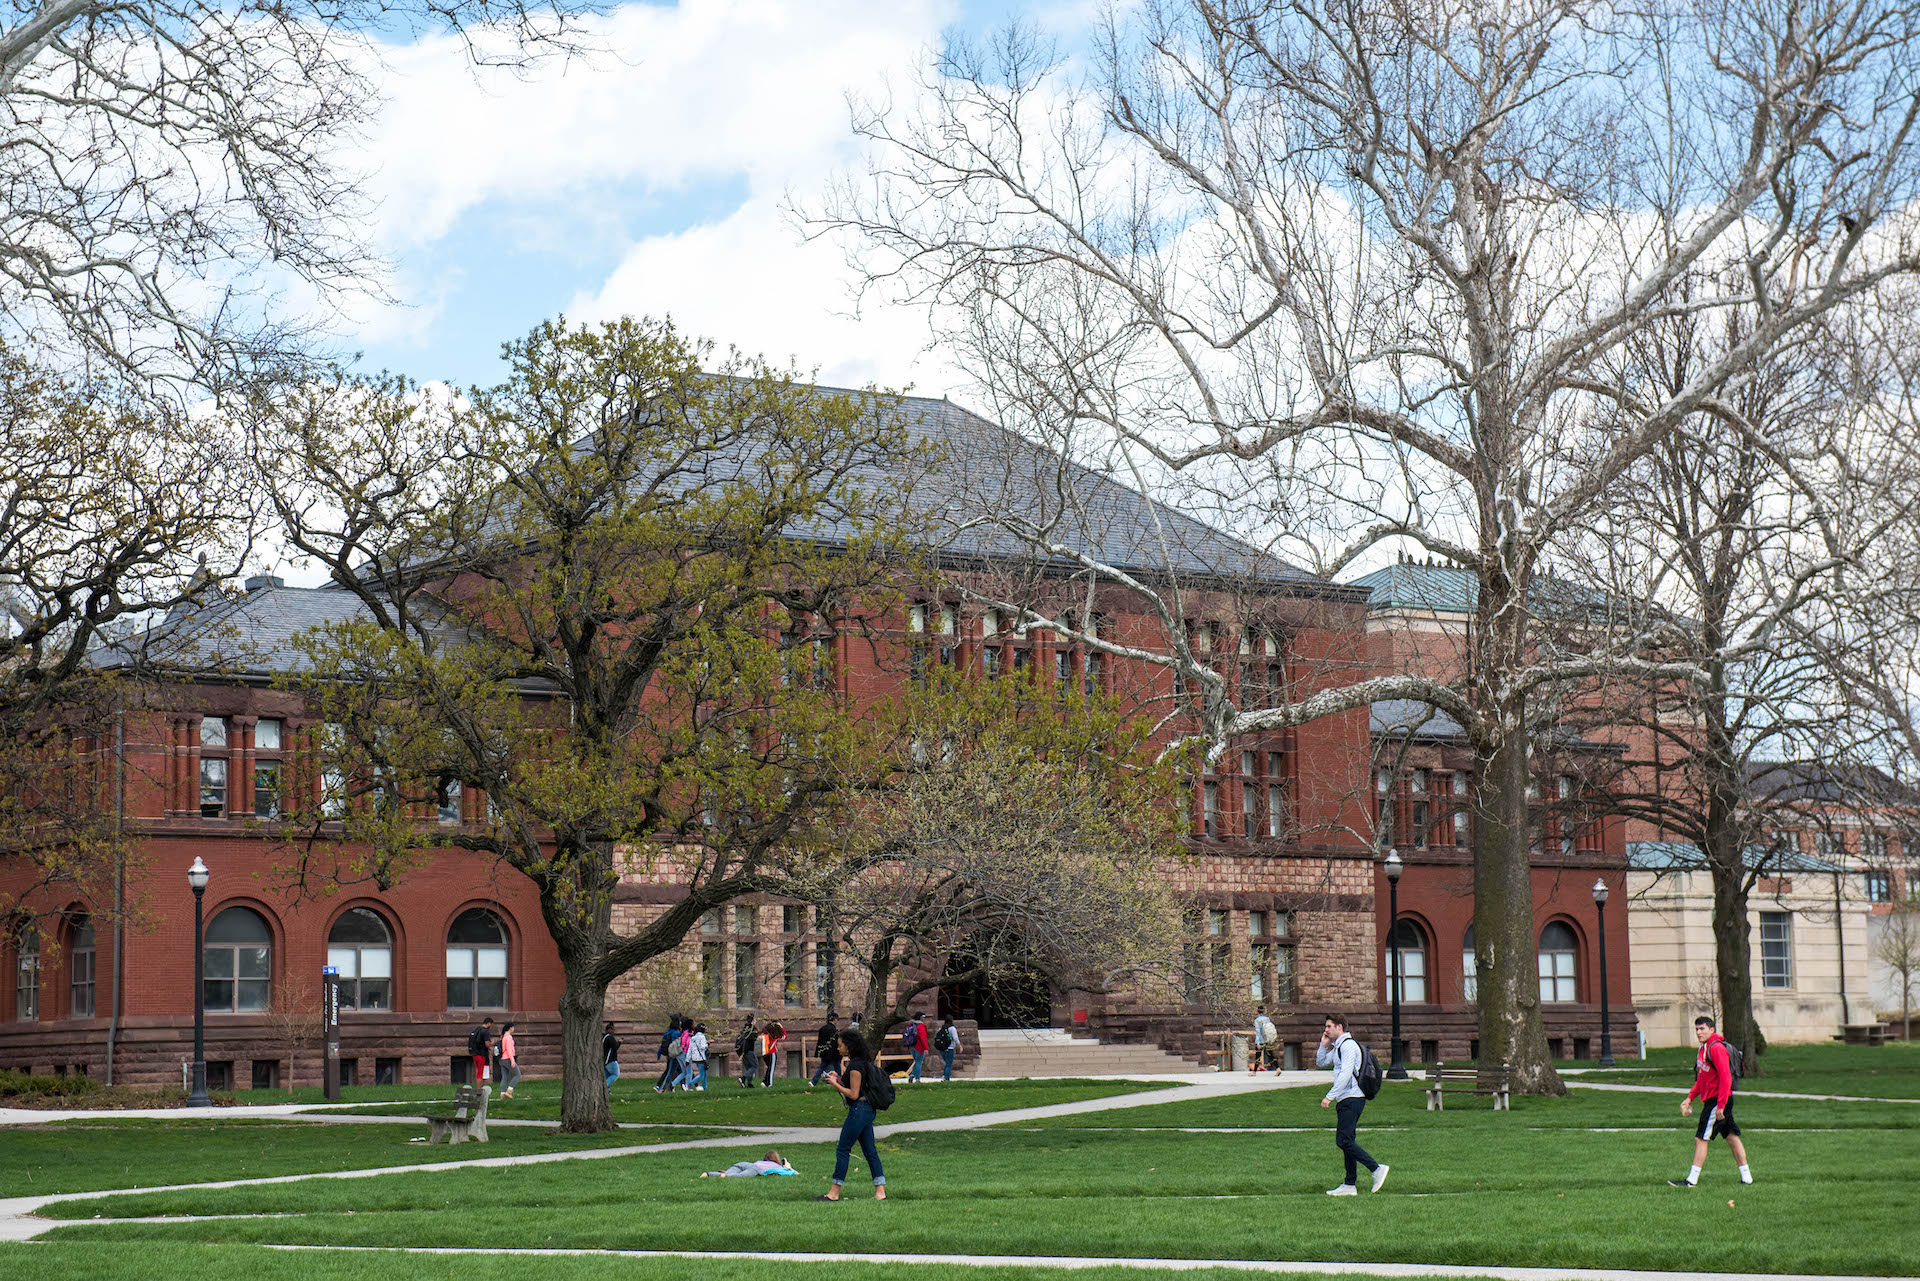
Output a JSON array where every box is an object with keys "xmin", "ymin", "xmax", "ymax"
[
  {"xmin": 602, "ymin": 1021, "xmax": 621, "ymax": 1092},
  {"xmin": 905, "ymin": 1013, "xmax": 929, "ymax": 1082},
  {"xmin": 810, "ymin": 1014, "xmax": 841, "ymax": 1087},
  {"xmin": 685, "ymin": 1022, "xmax": 709, "ymax": 1090},
  {"xmin": 736, "ymin": 1017, "xmax": 760, "ymax": 1087},
  {"xmin": 497, "ymin": 1022, "xmax": 520, "ymax": 1098},
  {"xmin": 1316, "ymin": 1013, "xmax": 1387, "ymax": 1196},
  {"xmin": 655, "ymin": 1015, "xmax": 684, "ymax": 1093},
  {"xmin": 466, "ymin": 1017, "xmax": 495, "ymax": 1086},
  {"xmin": 760, "ymin": 1022, "xmax": 786, "ymax": 1087},
  {"xmin": 1252, "ymin": 1006, "xmax": 1278, "ymax": 1073},
  {"xmin": 1670, "ymin": 1015, "xmax": 1753, "ymax": 1187},
  {"xmin": 937, "ymin": 1018, "xmax": 959, "ymax": 1081},
  {"xmin": 816, "ymin": 1029, "xmax": 887, "ymax": 1201}
]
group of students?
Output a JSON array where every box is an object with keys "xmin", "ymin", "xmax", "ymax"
[
  {"xmin": 463, "ymin": 1017, "xmax": 520, "ymax": 1097},
  {"xmin": 597, "ymin": 1015, "xmax": 803, "ymax": 1093}
]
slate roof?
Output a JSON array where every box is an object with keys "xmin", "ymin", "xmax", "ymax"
[
  {"xmin": 1349, "ymin": 560, "xmax": 1625, "ymax": 621},
  {"xmin": 1626, "ymin": 839, "xmax": 1845, "ymax": 875},
  {"xmin": 713, "ymin": 385, "xmax": 1346, "ymax": 593},
  {"xmin": 108, "ymin": 384, "xmax": 1354, "ymax": 680},
  {"xmin": 1370, "ymin": 699, "xmax": 1470, "ymax": 743},
  {"xmin": 96, "ymin": 582, "xmax": 464, "ymax": 681}
]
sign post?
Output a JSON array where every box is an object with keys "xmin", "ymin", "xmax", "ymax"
[{"xmin": 321, "ymin": 965, "xmax": 341, "ymax": 1102}]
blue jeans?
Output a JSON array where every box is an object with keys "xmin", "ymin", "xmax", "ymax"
[
  {"xmin": 1335, "ymin": 1096, "xmax": 1377, "ymax": 1186},
  {"xmin": 657, "ymin": 1058, "xmax": 681, "ymax": 1090},
  {"xmin": 832, "ymin": 1100, "xmax": 885, "ymax": 1186},
  {"xmin": 811, "ymin": 1055, "xmax": 840, "ymax": 1086},
  {"xmin": 941, "ymin": 1047, "xmax": 955, "ymax": 1081},
  {"xmin": 605, "ymin": 1060, "xmax": 620, "ymax": 1089},
  {"xmin": 908, "ymin": 1049, "xmax": 925, "ymax": 1081},
  {"xmin": 688, "ymin": 1060, "xmax": 708, "ymax": 1088}
]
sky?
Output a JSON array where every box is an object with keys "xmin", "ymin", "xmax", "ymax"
[{"xmin": 339, "ymin": 0, "xmax": 1097, "ymax": 398}]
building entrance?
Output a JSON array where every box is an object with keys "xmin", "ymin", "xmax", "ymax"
[{"xmin": 937, "ymin": 944, "xmax": 1053, "ymax": 1029}]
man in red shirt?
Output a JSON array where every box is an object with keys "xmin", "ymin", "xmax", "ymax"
[{"xmin": 1669, "ymin": 1015, "xmax": 1753, "ymax": 1187}]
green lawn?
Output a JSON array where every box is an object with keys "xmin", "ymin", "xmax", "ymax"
[
  {"xmin": 1572, "ymin": 1039, "xmax": 1920, "ymax": 1097},
  {"xmin": 1013, "ymin": 1075, "xmax": 1920, "ymax": 1130},
  {"xmin": 0, "ymin": 1117, "xmax": 735, "ymax": 1196},
  {"xmin": 307, "ymin": 1076, "xmax": 1165, "ymax": 1127},
  {"xmin": 0, "ymin": 1245, "xmax": 1509, "ymax": 1281},
  {"xmin": 38, "ymin": 1092, "xmax": 1920, "ymax": 1275}
]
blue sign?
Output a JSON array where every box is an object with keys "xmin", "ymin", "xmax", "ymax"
[{"xmin": 322, "ymin": 965, "xmax": 338, "ymax": 976}]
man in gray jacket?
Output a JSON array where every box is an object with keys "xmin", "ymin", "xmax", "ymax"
[{"xmin": 1316, "ymin": 1013, "xmax": 1388, "ymax": 1196}]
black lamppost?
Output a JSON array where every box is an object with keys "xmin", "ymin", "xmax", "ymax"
[
  {"xmin": 1385, "ymin": 849, "xmax": 1408, "ymax": 1079},
  {"xmin": 187, "ymin": 856, "xmax": 211, "ymax": 1107},
  {"xmin": 1592, "ymin": 877, "xmax": 1615, "ymax": 1067}
]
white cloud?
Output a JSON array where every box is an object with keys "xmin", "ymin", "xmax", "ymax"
[{"xmin": 352, "ymin": 0, "xmax": 961, "ymax": 388}]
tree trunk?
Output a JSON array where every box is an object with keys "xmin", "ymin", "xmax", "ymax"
[
  {"xmin": 1707, "ymin": 838, "xmax": 1766, "ymax": 1075},
  {"xmin": 1474, "ymin": 723, "xmax": 1567, "ymax": 1095},
  {"xmin": 557, "ymin": 950, "xmax": 614, "ymax": 1133}
]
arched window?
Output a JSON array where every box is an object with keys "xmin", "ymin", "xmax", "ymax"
[
  {"xmin": 327, "ymin": 908, "xmax": 393, "ymax": 1010},
  {"xmin": 1384, "ymin": 919, "xmax": 1427, "ymax": 1003},
  {"xmin": 1461, "ymin": 925, "xmax": 1477, "ymax": 1004},
  {"xmin": 1538, "ymin": 921, "xmax": 1579, "ymax": 1003},
  {"xmin": 70, "ymin": 917, "xmax": 96, "ymax": 1017},
  {"xmin": 14, "ymin": 931, "xmax": 38, "ymax": 1021},
  {"xmin": 446, "ymin": 908, "xmax": 507, "ymax": 1009},
  {"xmin": 204, "ymin": 907, "xmax": 272, "ymax": 1012}
]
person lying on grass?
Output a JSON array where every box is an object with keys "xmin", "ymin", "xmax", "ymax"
[{"xmin": 700, "ymin": 1149, "xmax": 796, "ymax": 1178}]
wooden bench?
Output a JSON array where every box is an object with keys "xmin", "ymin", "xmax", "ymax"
[
  {"xmin": 421, "ymin": 1083, "xmax": 491, "ymax": 1143},
  {"xmin": 1834, "ymin": 1023, "xmax": 1890, "ymax": 1047},
  {"xmin": 1424, "ymin": 1062, "xmax": 1510, "ymax": 1111}
]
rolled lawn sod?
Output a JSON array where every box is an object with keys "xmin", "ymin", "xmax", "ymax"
[
  {"xmin": 40, "ymin": 1098, "xmax": 1920, "ymax": 1275},
  {"xmin": 0, "ymin": 1117, "xmax": 735, "ymax": 1196}
]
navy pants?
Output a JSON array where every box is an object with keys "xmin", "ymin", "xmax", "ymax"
[
  {"xmin": 832, "ymin": 1099, "xmax": 885, "ymax": 1186},
  {"xmin": 1335, "ymin": 1096, "xmax": 1378, "ymax": 1185}
]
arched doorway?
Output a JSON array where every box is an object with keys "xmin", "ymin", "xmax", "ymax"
[{"xmin": 937, "ymin": 937, "xmax": 1053, "ymax": 1029}]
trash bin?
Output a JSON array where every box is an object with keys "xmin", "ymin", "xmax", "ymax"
[{"xmin": 1229, "ymin": 1032, "xmax": 1250, "ymax": 1072}]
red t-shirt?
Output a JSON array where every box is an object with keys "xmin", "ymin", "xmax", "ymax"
[
  {"xmin": 913, "ymin": 1022, "xmax": 930, "ymax": 1052},
  {"xmin": 1688, "ymin": 1036, "xmax": 1733, "ymax": 1108}
]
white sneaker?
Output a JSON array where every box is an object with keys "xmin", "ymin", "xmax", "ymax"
[
  {"xmin": 1326, "ymin": 1184, "xmax": 1358, "ymax": 1196},
  {"xmin": 1371, "ymin": 1165, "xmax": 1390, "ymax": 1192}
]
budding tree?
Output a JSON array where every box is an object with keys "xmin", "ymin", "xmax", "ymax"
[{"xmin": 812, "ymin": 0, "xmax": 1920, "ymax": 1092}]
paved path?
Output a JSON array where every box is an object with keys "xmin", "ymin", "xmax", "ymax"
[{"xmin": 246, "ymin": 1244, "xmax": 1920, "ymax": 1281}]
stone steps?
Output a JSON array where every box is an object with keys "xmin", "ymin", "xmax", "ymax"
[{"xmin": 963, "ymin": 1030, "xmax": 1205, "ymax": 1077}]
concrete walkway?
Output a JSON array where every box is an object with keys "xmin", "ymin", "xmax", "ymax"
[{"xmin": 253, "ymin": 1245, "xmax": 1920, "ymax": 1281}]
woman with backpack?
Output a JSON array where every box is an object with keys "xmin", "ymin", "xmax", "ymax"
[
  {"xmin": 497, "ymin": 1022, "xmax": 520, "ymax": 1098},
  {"xmin": 816, "ymin": 1028, "xmax": 887, "ymax": 1201},
  {"xmin": 655, "ymin": 1015, "xmax": 684, "ymax": 1093},
  {"xmin": 760, "ymin": 1022, "xmax": 786, "ymax": 1087},
  {"xmin": 684, "ymin": 1022, "xmax": 709, "ymax": 1090}
]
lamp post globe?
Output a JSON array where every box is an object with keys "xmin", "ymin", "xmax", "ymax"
[
  {"xmin": 1384, "ymin": 849, "xmax": 1407, "ymax": 1080},
  {"xmin": 187, "ymin": 857, "xmax": 211, "ymax": 1107},
  {"xmin": 1592, "ymin": 877, "xmax": 1615, "ymax": 1067}
]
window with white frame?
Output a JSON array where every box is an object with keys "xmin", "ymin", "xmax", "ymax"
[
  {"xmin": 204, "ymin": 907, "xmax": 272, "ymax": 1012},
  {"xmin": 14, "ymin": 931, "xmax": 38, "ymax": 1020},
  {"xmin": 446, "ymin": 908, "xmax": 507, "ymax": 1009},
  {"xmin": 1461, "ymin": 925, "xmax": 1477, "ymax": 1003},
  {"xmin": 327, "ymin": 907, "xmax": 393, "ymax": 1010},
  {"xmin": 1537, "ymin": 921, "xmax": 1578, "ymax": 1002},
  {"xmin": 199, "ymin": 716, "xmax": 229, "ymax": 817},
  {"xmin": 69, "ymin": 917, "xmax": 95, "ymax": 1018},
  {"xmin": 1759, "ymin": 911, "xmax": 1793, "ymax": 989},
  {"xmin": 1384, "ymin": 920, "xmax": 1427, "ymax": 1003}
]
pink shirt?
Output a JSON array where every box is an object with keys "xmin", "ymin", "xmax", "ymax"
[{"xmin": 501, "ymin": 1031, "xmax": 516, "ymax": 1061}]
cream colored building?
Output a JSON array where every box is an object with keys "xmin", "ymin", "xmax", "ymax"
[{"xmin": 1627, "ymin": 842, "xmax": 1873, "ymax": 1048}]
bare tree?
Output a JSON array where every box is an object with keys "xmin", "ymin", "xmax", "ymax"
[
  {"xmin": 1874, "ymin": 894, "xmax": 1920, "ymax": 1039},
  {"xmin": 808, "ymin": 0, "xmax": 1920, "ymax": 1093},
  {"xmin": 0, "ymin": 0, "xmax": 598, "ymax": 397},
  {"xmin": 801, "ymin": 675, "xmax": 1183, "ymax": 1041},
  {"xmin": 265, "ymin": 981, "xmax": 324, "ymax": 1094},
  {"xmin": 0, "ymin": 342, "xmax": 253, "ymax": 927}
]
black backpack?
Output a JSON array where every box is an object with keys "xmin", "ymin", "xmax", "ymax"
[
  {"xmin": 467, "ymin": 1025, "xmax": 489, "ymax": 1057},
  {"xmin": 862, "ymin": 1059, "xmax": 896, "ymax": 1111},
  {"xmin": 1354, "ymin": 1041, "xmax": 1384, "ymax": 1100},
  {"xmin": 734, "ymin": 1027, "xmax": 757, "ymax": 1057},
  {"xmin": 1715, "ymin": 1036, "xmax": 1743, "ymax": 1089}
]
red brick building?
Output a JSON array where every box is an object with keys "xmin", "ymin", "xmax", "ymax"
[{"xmin": 1, "ymin": 397, "xmax": 1634, "ymax": 1086}]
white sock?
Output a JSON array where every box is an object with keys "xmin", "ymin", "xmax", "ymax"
[
  {"xmin": 1738, "ymin": 1164, "xmax": 1752, "ymax": 1183},
  {"xmin": 1687, "ymin": 1164, "xmax": 1701, "ymax": 1185}
]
